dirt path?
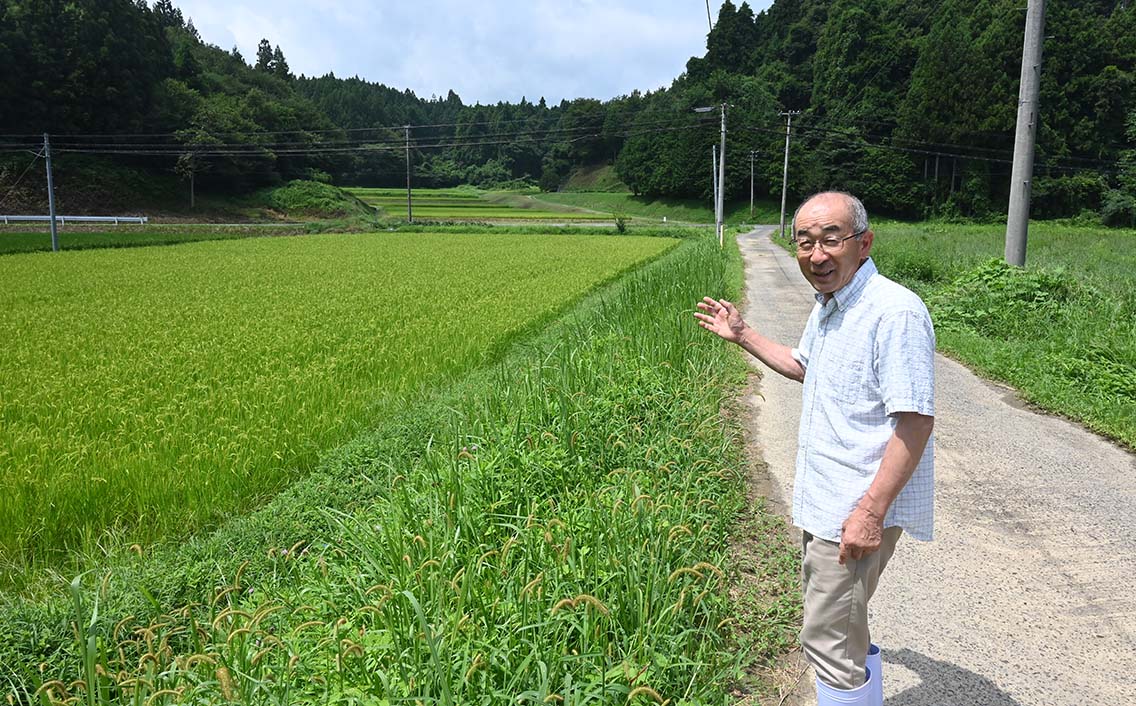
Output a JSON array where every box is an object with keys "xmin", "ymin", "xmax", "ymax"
[{"xmin": 737, "ymin": 227, "xmax": 1136, "ymax": 706}]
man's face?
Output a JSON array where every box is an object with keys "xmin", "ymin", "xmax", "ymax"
[{"xmin": 793, "ymin": 194, "xmax": 874, "ymax": 297}]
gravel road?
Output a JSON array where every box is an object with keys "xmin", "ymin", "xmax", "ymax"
[{"xmin": 736, "ymin": 227, "xmax": 1136, "ymax": 706}]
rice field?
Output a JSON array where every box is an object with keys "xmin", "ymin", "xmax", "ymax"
[
  {"xmin": 348, "ymin": 187, "xmax": 609, "ymax": 221},
  {"xmin": 3, "ymin": 233, "xmax": 802, "ymax": 706},
  {"xmin": 0, "ymin": 231, "xmax": 675, "ymax": 577}
]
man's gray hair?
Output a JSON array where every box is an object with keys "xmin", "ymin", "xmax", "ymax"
[{"xmin": 791, "ymin": 191, "xmax": 870, "ymax": 237}]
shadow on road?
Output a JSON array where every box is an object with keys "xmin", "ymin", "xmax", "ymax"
[{"xmin": 886, "ymin": 648, "xmax": 1022, "ymax": 706}]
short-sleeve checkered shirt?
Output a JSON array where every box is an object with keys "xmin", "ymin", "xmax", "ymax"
[{"xmin": 790, "ymin": 257, "xmax": 935, "ymax": 542}]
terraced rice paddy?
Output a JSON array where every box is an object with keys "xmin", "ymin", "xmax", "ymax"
[
  {"xmin": 348, "ymin": 187, "xmax": 609, "ymax": 221},
  {"xmin": 0, "ymin": 232, "xmax": 674, "ymax": 574}
]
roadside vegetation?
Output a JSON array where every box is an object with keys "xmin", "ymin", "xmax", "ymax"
[
  {"xmin": 783, "ymin": 221, "xmax": 1136, "ymax": 448},
  {"xmin": 1, "ymin": 232, "xmax": 798, "ymax": 704}
]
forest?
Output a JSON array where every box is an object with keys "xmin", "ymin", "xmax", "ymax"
[{"xmin": 1, "ymin": 0, "xmax": 1134, "ymax": 221}]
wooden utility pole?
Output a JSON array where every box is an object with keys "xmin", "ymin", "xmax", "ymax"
[
  {"xmin": 778, "ymin": 111, "xmax": 800, "ymax": 239},
  {"xmin": 44, "ymin": 133, "xmax": 58, "ymax": 252},
  {"xmin": 1005, "ymin": 0, "xmax": 1046, "ymax": 267},
  {"xmin": 404, "ymin": 125, "xmax": 413, "ymax": 223}
]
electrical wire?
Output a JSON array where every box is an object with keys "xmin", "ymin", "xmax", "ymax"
[
  {"xmin": 740, "ymin": 123, "xmax": 1119, "ymax": 177},
  {"xmin": 0, "ymin": 149, "xmax": 44, "ymax": 211},
  {"xmin": 52, "ymin": 121, "xmax": 713, "ymax": 158},
  {"xmin": 46, "ymin": 114, "xmax": 713, "ymax": 152},
  {"xmin": 0, "ymin": 103, "xmax": 671, "ymax": 141}
]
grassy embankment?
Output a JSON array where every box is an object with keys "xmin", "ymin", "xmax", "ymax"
[
  {"xmin": 347, "ymin": 187, "xmax": 609, "ymax": 221},
  {"xmin": 790, "ymin": 221, "xmax": 1136, "ymax": 448},
  {"xmin": 560, "ymin": 164, "xmax": 630, "ymax": 193},
  {"xmin": 1, "ymin": 232, "xmax": 799, "ymax": 704},
  {"xmin": 533, "ymin": 191, "xmax": 781, "ymax": 226},
  {"xmin": 0, "ymin": 181, "xmax": 381, "ymax": 254},
  {"xmin": 0, "ymin": 225, "xmax": 309, "ymax": 254}
]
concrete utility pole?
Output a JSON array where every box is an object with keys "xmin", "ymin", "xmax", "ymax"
[
  {"xmin": 712, "ymin": 144, "xmax": 718, "ymax": 224},
  {"xmin": 696, "ymin": 103, "xmax": 728, "ymax": 245},
  {"xmin": 717, "ymin": 103, "xmax": 727, "ymax": 247},
  {"xmin": 778, "ymin": 111, "xmax": 800, "ymax": 239},
  {"xmin": 43, "ymin": 133, "xmax": 58, "ymax": 252},
  {"xmin": 404, "ymin": 125, "xmax": 413, "ymax": 223},
  {"xmin": 749, "ymin": 149, "xmax": 758, "ymax": 220},
  {"xmin": 1005, "ymin": 0, "xmax": 1046, "ymax": 267}
]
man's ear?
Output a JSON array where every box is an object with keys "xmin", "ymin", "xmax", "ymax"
[{"xmin": 859, "ymin": 229, "xmax": 875, "ymax": 259}]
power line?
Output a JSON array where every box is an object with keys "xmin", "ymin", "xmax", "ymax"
[
  {"xmin": 45, "ymin": 115, "xmax": 711, "ymax": 152},
  {"xmin": 50, "ymin": 123, "xmax": 712, "ymax": 159},
  {"xmin": 0, "ymin": 104, "xmax": 677, "ymax": 141},
  {"xmin": 0, "ymin": 149, "xmax": 44, "ymax": 210},
  {"xmin": 730, "ymin": 113, "xmax": 1120, "ymax": 171},
  {"xmin": 739, "ymin": 123, "xmax": 1119, "ymax": 177}
]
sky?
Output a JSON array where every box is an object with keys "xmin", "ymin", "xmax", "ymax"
[{"xmin": 173, "ymin": 0, "xmax": 774, "ymax": 105}]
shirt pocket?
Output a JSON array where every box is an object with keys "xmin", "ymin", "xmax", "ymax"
[{"xmin": 836, "ymin": 357, "xmax": 868, "ymax": 406}]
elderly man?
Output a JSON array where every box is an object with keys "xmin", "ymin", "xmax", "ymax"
[{"xmin": 695, "ymin": 192, "xmax": 934, "ymax": 706}]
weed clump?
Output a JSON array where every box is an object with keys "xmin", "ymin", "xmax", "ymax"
[{"xmin": 929, "ymin": 259, "xmax": 1078, "ymax": 338}]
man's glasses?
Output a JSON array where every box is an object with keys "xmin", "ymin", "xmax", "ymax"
[{"xmin": 794, "ymin": 231, "xmax": 864, "ymax": 255}]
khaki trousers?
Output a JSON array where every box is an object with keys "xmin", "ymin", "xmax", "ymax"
[{"xmin": 800, "ymin": 526, "xmax": 903, "ymax": 689}]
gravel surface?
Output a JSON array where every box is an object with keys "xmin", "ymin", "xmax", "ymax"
[{"xmin": 736, "ymin": 227, "xmax": 1136, "ymax": 706}]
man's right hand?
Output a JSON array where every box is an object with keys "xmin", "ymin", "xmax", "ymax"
[{"xmin": 694, "ymin": 297, "xmax": 747, "ymax": 344}]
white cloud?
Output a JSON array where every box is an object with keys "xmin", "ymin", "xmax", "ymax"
[{"xmin": 174, "ymin": 1, "xmax": 774, "ymax": 104}]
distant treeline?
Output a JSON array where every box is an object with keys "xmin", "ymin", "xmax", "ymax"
[{"xmin": 1, "ymin": 0, "xmax": 1134, "ymax": 220}]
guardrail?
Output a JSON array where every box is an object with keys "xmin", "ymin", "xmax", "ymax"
[{"xmin": 1, "ymin": 215, "xmax": 148, "ymax": 225}]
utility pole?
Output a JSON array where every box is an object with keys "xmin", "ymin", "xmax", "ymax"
[
  {"xmin": 778, "ymin": 111, "xmax": 800, "ymax": 239},
  {"xmin": 1005, "ymin": 0, "xmax": 1046, "ymax": 267},
  {"xmin": 717, "ymin": 103, "xmax": 727, "ymax": 248},
  {"xmin": 749, "ymin": 149, "xmax": 758, "ymax": 220},
  {"xmin": 404, "ymin": 125, "xmax": 413, "ymax": 223},
  {"xmin": 696, "ymin": 103, "xmax": 727, "ymax": 245},
  {"xmin": 43, "ymin": 133, "xmax": 58, "ymax": 252},
  {"xmin": 705, "ymin": 0, "xmax": 713, "ymax": 31},
  {"xmin": 712, "ymin": 145, "xmax": 718, "ymax": 224}
]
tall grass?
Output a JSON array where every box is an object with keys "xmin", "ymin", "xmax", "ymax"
[
  {"xmin": 2, "ymin": 234, "xmax": 798, "ymax": 704},
  {"xmin": 862, "ymin": 221, "xmax": 1135, "ymax": 447},
  {"xmin": 0, "ymin": 232, "xmax": 674, "ymax": 582}
]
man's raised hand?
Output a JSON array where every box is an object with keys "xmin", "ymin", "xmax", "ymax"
[{"xmin": 694, "ymin": 297, "xmax": 747, "ymax": 344}]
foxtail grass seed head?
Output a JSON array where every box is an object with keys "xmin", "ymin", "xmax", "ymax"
[
  {"xmin": 215, "ymin": 667, "xmax": 236, "ymax": 701},
  {"xmin": 626, "ymin": 685, "xmax": 665, "ymax": 704}
]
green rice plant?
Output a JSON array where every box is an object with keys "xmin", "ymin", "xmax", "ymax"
[
  {"xmin": 0, "ymin": 232, "xmax": 674, "ymax": 583},
  {"xmin": 3, "ymin": 232, "xmax": 796, "ymax": 705}
]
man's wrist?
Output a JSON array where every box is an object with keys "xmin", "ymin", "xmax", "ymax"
[
  {"xmin": 856, "ymin": 491, "xmax": 888, "ymax": 520},
  {"xmin": 731, "ymin": 325, "xmax": 751, "ymax": 346}
]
